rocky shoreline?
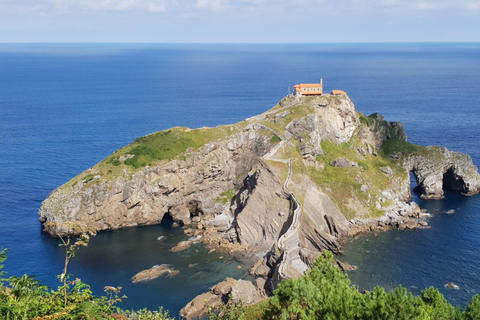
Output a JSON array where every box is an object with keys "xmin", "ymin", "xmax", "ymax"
[{"xmin": 38, "ymin": 95, "xmax": 480, "ymax": 318}]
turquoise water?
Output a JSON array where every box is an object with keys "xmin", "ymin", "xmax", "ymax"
[{"xmin": 0, "ymin": 43, "xmax": 479, "ymax": 315}]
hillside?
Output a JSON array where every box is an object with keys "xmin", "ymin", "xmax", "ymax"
[{"xmin": 38, "ymin": 95, "xmax": 480, "ymax": 317}]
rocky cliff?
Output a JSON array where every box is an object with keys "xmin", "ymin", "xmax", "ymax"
[{"xmin": 39, "ymin": 95, "xmax": 480, "ymax": 317}]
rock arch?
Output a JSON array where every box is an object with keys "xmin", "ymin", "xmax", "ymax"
[{"xmin": 408, "ymin": 148, "xmax": 480, "ymax": 200}]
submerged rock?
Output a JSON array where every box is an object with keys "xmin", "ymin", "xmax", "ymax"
[
  {"xmin": 131, "ymin": 265, "xmax": 170, "ymax": 283},
  {"xmin": 445, "ymin": 282, "xmax": 460, "ymax": 289},
  {"xmin": 170, "ymin": 240, "xmax": 192, "ymax": 253},
  {"xmin": 131, "ymin": 264, "xmax": 180, "ymax": 283}
]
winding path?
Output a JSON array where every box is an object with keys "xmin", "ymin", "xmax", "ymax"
[{"xmin": 258, "ymin": 125, "xmax": 306, "ymax": 279}]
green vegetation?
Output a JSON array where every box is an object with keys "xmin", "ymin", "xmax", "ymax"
[
  {"xmin": 270, "ymin": 135, "xmax": 282, "ymax": 144},
  {"xmin": 83, "ymin": 174, "xmax": 96, "ymax": 184},
  {"xmin": 212, "ymin": 250, "xmax": 479, "ymax": 320},
  {"xmin": 359, "ymin": 114, "xmax": 375, "ymax": 126},
  {"xmin": 260, "ymin": 103, "xmax": 314, "ymax": 136},
  {"xmin": 108, "ymin": 126, "xmax": 232, "ymax": 169},
  {"xmin": 311, "ymin": 138, "xmax": 406, "ymax": 219},
  {"xmin": 380, "ymin": 138, "xmax": 425, "ymax": 158},
  {"xmin": 0, "ymin": 241, "xmax": 174, "ymax": 320},
  {"xmin": 215, "ymin": 190, "xmax": 237, "ymax": 204},
  {"xmin": 358, "ymin": 161, "xmax": 370, "ymax": 171},
  {"xmin": 65, "ymin": 124, "xmax": 248, "ymax": 188}
]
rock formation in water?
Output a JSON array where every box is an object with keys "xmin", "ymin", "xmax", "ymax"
[
  {"xmin": 38, "ymin": 95, "xmax": 480, "ymax": 317},
  {"xmin": 131, "ymin": 264, "xmax": 179, "ymax": 283}
]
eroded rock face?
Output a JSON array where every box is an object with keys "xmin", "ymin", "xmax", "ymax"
[
  {"xmin": 407, "ymin": 147, "xmax": 480, "ymax": 199},
  {"xmin": 39, "ymin": 127, "xmax": 273, "ymax": 237},
  {"xmin": 232, "ymin": 164, "xmax": 290, "ymax": 253},
  {"xmin": 312, "ymin": 95, "xmax": 360, "ymax": 144}
]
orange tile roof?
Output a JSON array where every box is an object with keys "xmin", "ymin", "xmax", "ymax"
[
  {"xmin": 295, "ymin": 83, "xmax": 323, "ymax": 88},
  {"xmin": 332, "ymin": 90, "xmax": 347, "ymax": 95}
]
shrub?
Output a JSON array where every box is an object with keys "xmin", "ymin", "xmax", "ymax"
[
  {"xmin": 358, "ymin": 161, "xmax": 370, "ymax": 170},
  {"xmin": 270, "ymin": 135, "xmax": 282, "ymax": 144}
]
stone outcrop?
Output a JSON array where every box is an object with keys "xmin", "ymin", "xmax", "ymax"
[
  {"xmin": 406, "ymin": 147, "xmax": 480, "ymax": 199},
  {"xmin": 38, "ymin": 94, "xmax": 480, "ymax": 318},
  {"xmin": 39, "ymin": 126, "xmax": 273, "ymax": 237},
  {"xmin": 336, "ymin": 260, "xmax": 358, "ymax": 272},
  {"xmin": 131, "ymin": 264, "xmax": 179, "ymax": 283},
  {"xmin": 179, "ymin": 277, "xmax": 267, "ymax": 320}
]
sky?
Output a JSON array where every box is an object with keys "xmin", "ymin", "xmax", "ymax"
[{"xmin": 1, "ymin": 0, "xmax": 480, "ymax": 42}]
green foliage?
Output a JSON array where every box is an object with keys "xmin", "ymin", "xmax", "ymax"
[
  {"xmin": 421, "ymin": 286, "xmax": 462, "ymax": 319},
  {"xmin": 115, "ymin": 126, "xmax": 235, "ymax": 169},
  {"xmin": 123, "ymin": 130, "xmax": 196, "ymax": 168},
  {"xmin": 311, "ymin": 138, "xmax": 405, "ymax": 219},
  {"xmin": 83, "ymin": 174, "xmax": 96, "ymax": 184},
  {"xmin": 358, "ymin": 161, "xmax": 369, "ymax": 171},
  {"xmin": 0, "ymin": 274, "xmax": 116, "ymax": 319},
  {"xmin": 120, "ymin": 307, "xmax": 174, "ymax": 320},
  {"xmin": 0, "ymin": 242, "xmax": 175, "ymax": 320},
  {"xmin": 215, "ymin": 190, "xmax": 237, "ymax": 204},
  {"xmin": 216, "ymin": 250, "xmax": 480, "ymax": 320},
  {"xmin": 465, "ymin": 295, "xmax": 480, "ymax": 320},
  {"xmin": 0, "ymin": 249, "xmax": 7, "ymax": 277},
  {"xmin": 209, "ymin": 298, "xmax": 247, "ymax": 320},
  {"xmin": 380, "ymin": 138, "xmax": 424, "ymax": 158},
  {"xmin": 359, "ymin": 115, "xmax": 374, "ymax": 126},
  {"xmin": 266, "ymin": 250, "xmax": 364, "ymax": 319},
  {"xmin": 107, "ymin": 158, "xmax": 122, "ymax": 166},
  {"xmin": 270, "ymin": 135, "xmax": 282, "ymax": 144}
]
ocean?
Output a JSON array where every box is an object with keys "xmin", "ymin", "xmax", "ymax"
[{"xmin": 0, "ymin": 43, "xmax": 479, "ymax": 316}]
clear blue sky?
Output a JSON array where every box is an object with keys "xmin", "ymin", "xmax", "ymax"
[{"xmin": 1, "ymin": 0, "xmax": 479, "ymax": 42}]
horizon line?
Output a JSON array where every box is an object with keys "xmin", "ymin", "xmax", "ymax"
[{"xmin": 1, "ymin": 41, "xmax": 480, "ymax": 45}]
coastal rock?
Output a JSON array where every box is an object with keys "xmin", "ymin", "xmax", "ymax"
[
  {"xmin": 406, "ymin": 147, "xmax": 480, "ymax": 200},
  {"xmin": 183, "ymin": 228, "xmax": 194, "ymax": 236},
  {"xmin": 180, "ymin": 277, "xmax": 268, "ymax": 320},
  {"xmin": 398, "ymin": 219, "xmax": 417, "ymax": 230},
  {"xmin": 179, "ymin": 292, "xmax": 221, "ymax": 320},
  {"xmin": 131, "ymin": 265, "xmax": 171, "ymax": 283},
  {"xmin": 336, "ymin": 260, "xmax": 358, "ymax": 272},
  {"xmin": 170, "ymin": 240, "xmax": 191, "ymax": 252}
]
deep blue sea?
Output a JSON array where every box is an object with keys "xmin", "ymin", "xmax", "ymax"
[{"xmin": 0, "ymin": 43, "xmax": 479, "ymax": 316}]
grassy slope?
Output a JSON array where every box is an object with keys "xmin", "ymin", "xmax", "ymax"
[{"xmin": 64, "ymin": 122, "xmax": 249, "ymax": 188}]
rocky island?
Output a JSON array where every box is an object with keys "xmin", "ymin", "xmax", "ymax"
[{"xmin": 39, "ymin": 95, "xmax": 480, "ymax": 318}]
